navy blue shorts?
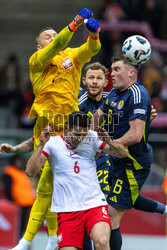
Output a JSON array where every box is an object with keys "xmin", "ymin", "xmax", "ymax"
[
  {"xmin": 107, "ymin": 163, "xmax": 150, "ymax": 209},
  {"xmin": 97, "ymin": 160, "xmax": 111, "ymax": 195}
]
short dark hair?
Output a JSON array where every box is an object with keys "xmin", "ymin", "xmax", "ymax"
[
  {"xmin": 67, "ymin": 111, "xmax": 90, "ymax": 128},
  {"xmin": 84, "ymin": 62, "xmax": 109, "ymax": 79},
  {"xmin": 111, "ymin": 55, "xmax": 140, "ymax": 72},
  {"xmin": 36, "ymin": 27, "xmax": 54, "ymax": 44}
]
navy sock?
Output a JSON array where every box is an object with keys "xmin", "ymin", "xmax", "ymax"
[
  {"xmin": 156, "ymin": 201, "xmax": 166, "ymax": 214},
  {"xmin": 133, "ymin": 194, "xmax": 165, "ymax": 214},
  {"xmin": 110, "ymin": 227, "xmax": 122, "ymax": 250}
]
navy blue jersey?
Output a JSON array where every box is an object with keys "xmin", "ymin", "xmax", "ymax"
[
  {"xmin": 79, "ymin": 89, "xmax": 108, "ymax": 117},
  {"xmin": 100, "ymin": 81, "xmax": 153, "ymax": 168},
  {"xmin": 78, "ymin": 89, "xmax": 109, "ymax": 167}
]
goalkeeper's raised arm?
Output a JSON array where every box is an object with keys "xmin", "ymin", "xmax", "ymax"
[
  {"xmin": 75, "ymin": 18, "xmax": 101, "ymax": 62},
  {"xmin": 32, "ymin": 8, "xmax": 93, "ymax": 67}
]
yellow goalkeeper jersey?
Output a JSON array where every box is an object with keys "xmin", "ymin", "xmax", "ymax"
[{"xmin": 29, "ymin": 26, "xmax": 101, "ymax": 138}]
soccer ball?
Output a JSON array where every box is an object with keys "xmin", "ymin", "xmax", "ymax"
[{"xmin": 122, "ymin": 35, "xmax": 151, "ymax": 66}]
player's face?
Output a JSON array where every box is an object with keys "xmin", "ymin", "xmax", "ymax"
[
  {"xmin": 66, "ymin": 126, "xmax": 89, "ymax": 147},
  {"xmin": 37, "ymin": 29, "xmax": 57, "ymax": 50},
  {"xmin": 83, "ymin": 69, "xmax": 107, "ymax": 98},
  {"xmin": 111, "ymin": 60, "xmax": 131, "ymax": 91}
]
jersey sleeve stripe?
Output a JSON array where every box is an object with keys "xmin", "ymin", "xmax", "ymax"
[
  {"xmin": 42, "ymin": 150, "xmax": 49, "ymax": 158},
  {"xmin": 99, "ymin": 142, "xmax": 106, "ymax": 150},
  {"xmin": 131, "ymin": 85, "xmax": 141, "ymax": 104},
  {"xmin": 78, "ymin": 92, "xmax": 88, "ymax": 102},
  {"xmin": 131, "ymin": 85, "xmax": 138, "ymax": 104},
  {"xmin": 103, "ymin": 92, "xmax": 109, "ymax": 98},
  {"xmin": 134, "ymin": 84, "xmax": 141, "ymax": 103},
  {"xmin": 79, "ymin": 96, "xmax": 88, "ymax": 105}
]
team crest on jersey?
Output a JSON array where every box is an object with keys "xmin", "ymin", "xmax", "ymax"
[
  {"xmin": 110, "ymin": 101, "xmax": 117, "ymax": 107},
  {"xmin": 57, "ymin": 233, "xmax": 63, "ymax": 243},
  {"xmin": 61, "ymin": 57, "xmax": 73, "ymax": 69},
  {"xmin": 117, "ymin": 100, "xmax": 124, "ymax": 110}
]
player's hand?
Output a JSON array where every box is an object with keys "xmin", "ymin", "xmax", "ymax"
[
  {"xmin": 68, "ymin": 8, "xmax": 92, "ymax": 32},
  {"xmin": 96, "ymin": 126, "xmax": 110, "ymax": 143},
  {"xmin": 150, "ymin": 105, "xmax": 157, "ymax": 122},
  {"xmin": 85, "ymin": 18, "xmax": 100, "ymax": 39},
  {"xmin": 0, "ymin": 144, "xmax": 16, "ymax": 154},
  {"xmin": 39, "ymin": 126, "xmax": 52, "ymax": 147}
]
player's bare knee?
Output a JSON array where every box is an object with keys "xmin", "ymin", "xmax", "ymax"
[
  {"xmin": 94, "ymin": 234, "xmax": 109, "ymax": 249},
  {"xmin": 111, "ymin": 220, "xmax": 120, "ymax": 229},
  {"xmin": 109, "ymin": 214, "xmax": 120, "ymax": 229}
]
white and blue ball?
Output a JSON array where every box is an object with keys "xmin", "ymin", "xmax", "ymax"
[{"xmin": 122, "ymin": 35, "xmax": 151, "ymax": 65}]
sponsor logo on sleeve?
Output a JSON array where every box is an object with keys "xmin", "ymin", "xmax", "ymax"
[{"xmin": 134, "ymin": 109, "xmax": 146, "ymax": 115}]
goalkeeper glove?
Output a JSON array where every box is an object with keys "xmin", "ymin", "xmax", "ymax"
[
  {"xmin": 85, "ymin": 18, "xmax": 100, "ymax": 40},
  {"xmin": 68, "ymin": 8, "xmax": 92, "ymax": 32}
]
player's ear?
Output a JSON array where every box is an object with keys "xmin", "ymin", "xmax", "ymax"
[
  {"xmin": 129, "ymin": 68, "xmax": 135, "ymax": 77},
  {"xmin": 82, "ymin": 77, "xmax": 86, "ymax": 86},
  {"xmin": 36, "ymin": 44, "xmax": 41, "ymax": 50}
]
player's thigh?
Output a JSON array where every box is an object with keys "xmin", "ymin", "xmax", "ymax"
[
  {"xmin": 90, "ymin": 221, "xmax": 110, "ymax": 243},
  {"xmin": 108, "ymin": 204, "xmax": 125, "ymax": 229},
  {"xmin": 33, "ymin": 116, "xmax": 50, "ymax": 146},
  {"xmin": 85, "ymin": 206, "xmax": 111, "ymax": 238},
  {"xmin": 37, "ymin": 162, "xmax": 53, "ymax": 194}
]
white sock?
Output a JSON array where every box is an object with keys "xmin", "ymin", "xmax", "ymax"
[
  {"xmin": 46, "ymin": 235, "xmax": 58, "ymax": 250},
  {"xmin": 163, "ymin": 205, "xmax": 167, "ymax": 216},
  {"xmin": 9, "ymin": 238, "xmax": 31, "ymax": 250}
]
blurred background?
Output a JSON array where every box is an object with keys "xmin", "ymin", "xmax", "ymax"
[{"xmin": 0, "ymin": 0, "xmax": 166, "ymax": 249}]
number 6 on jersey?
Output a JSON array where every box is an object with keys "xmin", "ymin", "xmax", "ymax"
[{"xmin": 74, "ymin": 161, "xmax": 80, "ymax": 174}]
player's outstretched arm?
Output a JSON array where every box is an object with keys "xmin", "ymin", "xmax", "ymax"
[
  {"xmin": 0, "ymin": 138, "xmax": 34, "ymax": 155},
  {"xmin": 26, "ymin": 128, "xmax": 50, "ymax": 177},
  {"xmin": 35, "ymin": 8, "xmax": 92, "ymax": 67},
  {"xmin": 96, "ymin": 127, "xmax": 129, "ymax": 158}
]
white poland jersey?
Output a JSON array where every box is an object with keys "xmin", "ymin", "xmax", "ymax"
[{"xmin": 42, "ymin": 130, "xmax": 108, "ymax": 213}]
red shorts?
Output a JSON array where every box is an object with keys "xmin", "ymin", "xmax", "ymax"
[{"xmin": 57, "ymin": 205, "xmax": 111, "ymax": 249}]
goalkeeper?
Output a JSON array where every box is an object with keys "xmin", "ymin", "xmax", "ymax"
[{"xmin": 8, "ymin": 8, "xmax": 101, "ymax": 250}]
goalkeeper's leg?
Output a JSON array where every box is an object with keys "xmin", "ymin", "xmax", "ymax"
[
  {"xmin": 24, "ymin": 164, "xmax": 58, "ymax": 241},
  {"xmin": 10, "ymin": 165, "xmax": 58, "ymax": 250},
  {"xmin": 10, "ymin": 118, "xmax": 58, "ymax": 250},
  {"xmin": 24, "ymin": 117, "xmax": 58, "ymax": 241}
]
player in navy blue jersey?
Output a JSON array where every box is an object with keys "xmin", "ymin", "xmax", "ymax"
[
  {"xmin": 79, "ymin": 62, "xmax": 110, "ymax": 196},
  {"xmin": 91, "ymin": 57, "xmax": 167, "ymax": 250}
]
